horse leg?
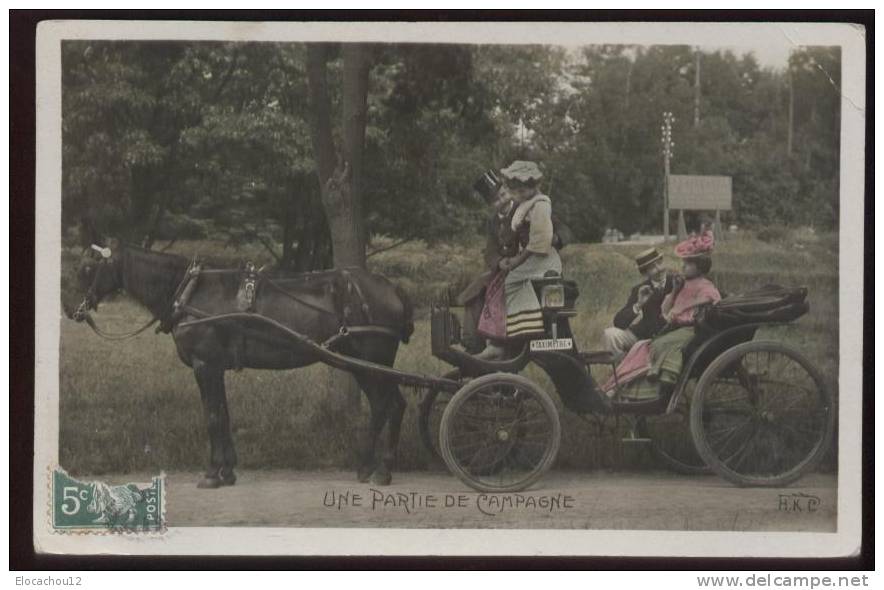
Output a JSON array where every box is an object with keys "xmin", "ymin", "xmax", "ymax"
[
  {"xmin": 217, "ymin": 386, "xmax": 238, "ymax": 486},
  {"xmin": 371, "ymin": 384, "xmax": 406, "ymax": 486},
  {"xmin": 193, "ymin": 359, "xmax": 227, "ymax": 489},
  {"xmin": 355, "ymin": 383, "xmax": 391, "ymax": 483}
]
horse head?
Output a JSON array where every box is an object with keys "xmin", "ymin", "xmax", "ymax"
[{"xmin": 69, "ymin": 238, "xmax": 124, "ymax": 322}]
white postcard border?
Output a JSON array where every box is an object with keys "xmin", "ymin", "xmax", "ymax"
[{"xmin": 33, "ymin": 19, "xmax": 866, "ymax": 557}]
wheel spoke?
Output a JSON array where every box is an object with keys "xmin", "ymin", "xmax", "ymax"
[
  {"xmin": 706, "ymin": 416, "xmax": 753, "ymax": 443},
  {"xmin": 723, "ymin": 434, "xmax": 756, "ymax": 468},
  {"xmin": 707, "ymin": 418, "xmax": 755, "ymax": 458},
  {"xmin": 693, "ymin": 344, "xmax": 832, "ymax": 484},
  {"xmin": 440, "ymin": 375, "xmax": 562, "ymax": 492}
]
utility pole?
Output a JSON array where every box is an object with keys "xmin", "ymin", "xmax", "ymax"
[
  {"xmin": 787, "ymin": 52, "xmax": 794, "ymax": 157},
  {"xmin": 693, "ymin": 47, "xmax": 701, "ymax": 128},
  {"xmin": 661, "ymin": 111, "xmax": 675, "ymax": 242}
]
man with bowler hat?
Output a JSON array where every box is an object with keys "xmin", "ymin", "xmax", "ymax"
[{"xmin": 603, "ymin": 247, "xmax": 675, "ymax": 361}]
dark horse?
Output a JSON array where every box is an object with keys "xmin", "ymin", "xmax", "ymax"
[{"xmin": 67, "ymin": 243, "xmax": 414, "ymax": 488}]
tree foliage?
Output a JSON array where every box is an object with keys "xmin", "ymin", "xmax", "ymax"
[{"xmin": 62, "ymin": 41, "xmax": 842, "ymax": 263}]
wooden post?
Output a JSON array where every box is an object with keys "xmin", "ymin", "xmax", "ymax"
[
  {"xmin": 715, "ymin": 209, "xmax": 723, "ymax": 242},
  {"xmin": 661, "ymin": 111, "xmax": 674, "ymax": 242},
  {"xmin": 677, "ymin": 210, "xmax": 687, "ymax": 240}
]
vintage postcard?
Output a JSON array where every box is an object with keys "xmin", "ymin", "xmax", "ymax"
[{"xmin": 32, "ymin": 20, "xmax": 866, "ymax": 556}]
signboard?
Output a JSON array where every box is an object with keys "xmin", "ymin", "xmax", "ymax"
[{"xmin": 668, "ymin": 175, "xmax": 732, "ymax": 210}]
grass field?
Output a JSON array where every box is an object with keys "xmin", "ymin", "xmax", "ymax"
[{"xmin": 58, "ymin": 228, "xmax": 839, "ymax": 476}]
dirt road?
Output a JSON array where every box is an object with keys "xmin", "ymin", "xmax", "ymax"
[{"xmin": 111, "ymin": 469, "xmax": 836, "ymax": 531}]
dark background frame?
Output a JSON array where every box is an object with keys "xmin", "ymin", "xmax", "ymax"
[{"xmin": 9, "ymin": 9, "xmax": 874, "ymax": 571}]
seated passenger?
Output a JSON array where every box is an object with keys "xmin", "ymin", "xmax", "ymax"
[
  {"xmin": 457, "ymin": 169, "xmax": 519, "ymax": 354},
  {"xmin": 602, "ymin": 248, "xmax": 675, "ymax": 362},
  {"xmin": 601, "ymin": 231, "xmax": 720, "ymax": 398},
  {"xmin": 476, "ymin": 160, "xmax": 561, "ymax": 360}
]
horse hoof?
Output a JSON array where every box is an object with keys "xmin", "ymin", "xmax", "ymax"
[
  {"xmin": 370, "ymin": 471, "xmax": 392, "ymax": 486},
  {"xmin": 219, "ymin": 471, "xmax": 237, "ymax": 486},
  {"xmin": 197, "ymin": 476, "xmax": 222, "ymax": 489}
]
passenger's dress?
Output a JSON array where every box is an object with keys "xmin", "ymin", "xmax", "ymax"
[
  {"xmin": 478, "ymin": 193, "xmax": 561, "ymax": 339},
  {"xmin": 601, "ymin": 276, "xmax": 721, "ymax": 398}
]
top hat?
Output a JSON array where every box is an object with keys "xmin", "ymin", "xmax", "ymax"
[
  {"xmin": 635, "ymin": 247, "xmax": 663, "ymax": 273},
  {"xmin": 473, "ymin": 169, "xmax": 503, "ymax": 203}
]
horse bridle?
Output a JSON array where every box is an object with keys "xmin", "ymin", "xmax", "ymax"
[{"xmin": 72, "ymin": 244, "xmax": 158, "ymax": 340}]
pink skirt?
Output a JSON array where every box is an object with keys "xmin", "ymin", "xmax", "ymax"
[
  {"xmin": 477, "ymin": 271, "xmax": 507, "ymax": 340},
  {"xmin": 601, "ymin": 339, "xmax": 652, "ymax": 392}
]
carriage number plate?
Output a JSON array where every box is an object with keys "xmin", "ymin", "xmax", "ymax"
[{"xmin": 530, "ymin": 338, "xmax": 573, "ymax": 351}]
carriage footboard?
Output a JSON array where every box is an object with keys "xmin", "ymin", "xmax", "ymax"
[{"xmin": 532, "ymin": 350, "xmax": 610, "ymax": 415}]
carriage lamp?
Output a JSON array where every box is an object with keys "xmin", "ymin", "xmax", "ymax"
[{"xmin": 540, "ymin": 284, "xmax": 565, "ymax": 309}]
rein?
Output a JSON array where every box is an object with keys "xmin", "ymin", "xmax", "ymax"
[
  {"xmin": 73, "ymin": 245, "xmax": 394, "ymax": 342},
  {"xmin": 82, "ymin": 312, "xmax": 159, "ymax": 341},
  {"xmin": 72, "ymin": 245, "xmax": 162, "ymax": 341}
]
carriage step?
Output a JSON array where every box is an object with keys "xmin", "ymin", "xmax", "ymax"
[{"xmin": 621, "ymin": 437, "xmax": 652, "ymax": 444}]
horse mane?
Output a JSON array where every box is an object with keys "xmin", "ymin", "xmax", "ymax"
[{"xmin": 121, "ymin": 245, "xmax": 190, "ymax": 319}]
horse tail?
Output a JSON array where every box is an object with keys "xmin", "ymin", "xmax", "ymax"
[{"xmin": 394, "ymin": 283, "xmax": 414, "ymax": 344}]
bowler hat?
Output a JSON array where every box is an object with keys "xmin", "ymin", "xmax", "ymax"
[{"xmin": 635, "ymin": 248, "xmax": 663, "ymax": 273}]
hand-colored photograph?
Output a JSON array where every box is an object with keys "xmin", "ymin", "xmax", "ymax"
[{"xmin": 32, "ymin": 20, "xmax": 865, "ymax": 557}]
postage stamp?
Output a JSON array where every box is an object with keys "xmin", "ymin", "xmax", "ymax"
[
  {"xmin": 30, "ymin": 19, "xmax": 866, "ymax": 557},
  {"xmin": 50, "ymin": 468, "xmax": 165, "ymax": 534}
]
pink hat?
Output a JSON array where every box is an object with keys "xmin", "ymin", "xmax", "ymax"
[{"xmin": 674, "ymin": 230, "xmax": 714, "ymax": 258}]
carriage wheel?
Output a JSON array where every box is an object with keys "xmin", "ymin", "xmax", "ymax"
[
  {"xmin": 418, "ymin": 369, "xmax": 461, "ymax": 460},
  {"xmin": 636, "ymin": 386, "xmax": 711, "ymax": 475},
  {"xmin": 690, "ymin": 341, "xmax": 834, "ymax": 487},
  {"xmin": 439, "ymin": 373, "xmax": 561, "ymax": 493}
]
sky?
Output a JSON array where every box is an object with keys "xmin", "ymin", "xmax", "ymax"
[{"xmin": 711, "ymin": 44, "xmax": 792, "ymax": 70}]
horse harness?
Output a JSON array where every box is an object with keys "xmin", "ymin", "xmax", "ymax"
[
  {"xmin": 73, "ymin": 248, "xmax": 160, "ymax": 340},
  {"xmin": 76, "ymin": 250, "xmax": 401, "ymax": 357},
  {"xmin": 166, "ymin": 259, "xmax": 400, "ymax": 369}
]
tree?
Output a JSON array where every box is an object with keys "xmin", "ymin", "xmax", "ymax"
[
  {"xmin": 306, "ymin": 43, "xmax": 372, "ymax": 270},
  {"xmin": 61, "ymin": 40, "xmax": 842, "ymax": 259}
]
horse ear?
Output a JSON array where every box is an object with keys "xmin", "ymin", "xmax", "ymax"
[{"xmin": 90, "ymin": 244, "xmax": 112, "ymax": 259}]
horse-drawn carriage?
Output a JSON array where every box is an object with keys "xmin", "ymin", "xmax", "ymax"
[
  {"xmin": 420, "ymin": 275, "xmax": 834, "ymax": 492},
  {"xmin": 71, "ymin": 244, "xmax": 834, "ymax": 493}
]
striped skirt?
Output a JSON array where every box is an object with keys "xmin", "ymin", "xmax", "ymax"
[{"xmin": 504, "ymin": 250, "xmax": 562, "ymax": 338}]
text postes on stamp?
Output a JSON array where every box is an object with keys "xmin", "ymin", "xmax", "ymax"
[{"xmin": 51, "ymin": 468, "xmax": 165, "ymax": 533}]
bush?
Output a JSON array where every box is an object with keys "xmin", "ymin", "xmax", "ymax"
[{"xmin": 755, "ymin": 226, "xmax": 789, "ymax": 243}]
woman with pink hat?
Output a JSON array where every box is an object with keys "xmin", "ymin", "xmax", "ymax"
[{"xmin": 601, "ymin": 230, "xmax": 721, "ymax": 399}]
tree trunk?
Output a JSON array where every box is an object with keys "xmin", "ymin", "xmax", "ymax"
[
  {"xmin": 305, "ymin": 42, "xmax": 373, "ymax": 411},
  {"xmin": 336, "ymin": 43, "xmax": 371, "ymax": 269},
  {"xmin": 306, "ymin": 42, "xmax": 371, "ymax": 271},
  {"xmin": 306, "ymin": 44, "xmax": 336, "ymax": 187}
]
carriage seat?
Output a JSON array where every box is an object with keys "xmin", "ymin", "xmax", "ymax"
[
  {"xmin": 700, "ymin": 285, "xmax": 808, "ymax": 331},
  {"xmin": 669, "ymin": 285, "xmax": 809, "ymax": 380}
]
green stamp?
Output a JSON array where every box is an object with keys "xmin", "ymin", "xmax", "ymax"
[{"xmin": 51, "ymin": 468, "xmax": 165, "ymax": 533}]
